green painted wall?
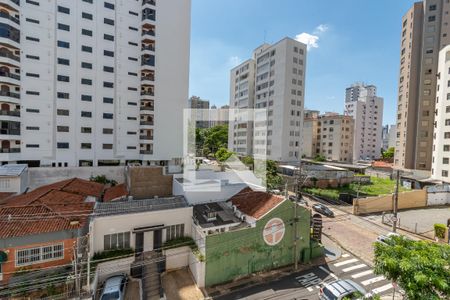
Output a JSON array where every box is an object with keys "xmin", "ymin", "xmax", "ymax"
[{"xmin": 204, "ymin": 201, "xmax": 311, "ymax": 286}]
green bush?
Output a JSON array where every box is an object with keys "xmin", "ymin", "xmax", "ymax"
[
  {"xmin": 434, "ymin": 223, "xmax": 447, "ymax": 239},
  {"xmin": 92, "ymin": 248, "xmax": 134, "ymax": 261}
]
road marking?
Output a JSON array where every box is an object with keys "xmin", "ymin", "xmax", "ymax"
[
  {"xmin": 318, "ymin": 266, "xmax": 338, "ymax": 279},
  {"xmin": 296, "ymin": 272, "xmax": 322, "ymax": 288},
  {"xmin": 342, "ymin": 264, "xmax": 367, "ymax": 273},
  {"xmin": 342, "ymin": 253, "xmax": 350, "ymax": 258},
  {"xmin": 361, "ymin": 276, "xmax": 385, "ymax": 286},
  {"xmin": 351, "ymin": 270, "xmax": 373, "ymax": 278},
  {"xmin": 334, "ymin": 258, "xmax": 358, "ymax": 267},
  {"xmin": 371, "ymin": 283, "xmax": 393, "ymax": 294},
  {"xmin": 307, "ymin": 287, "xmax": 313, "ymax": 292}
]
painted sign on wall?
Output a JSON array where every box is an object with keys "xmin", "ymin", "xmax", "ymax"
[{"xmin": 263, "ymin": 218, "xmax": 285, "ymax": 246}]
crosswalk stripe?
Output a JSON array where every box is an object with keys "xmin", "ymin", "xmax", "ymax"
[
  {"xmin": 307, "ymin": 287, "xmax": 313, "ymax": 292},
  {"xmin": 361, "ymin": 276, "xmax": 385, "ymax": 286},
  {"xmin": 319, "ymin": 266, "xmax": 338, "ymax": 280},
  {"xmin": 334, "ymin": 258, "xmax": 358, "ymax": 267},
  {"xmin": 342, "ymin": 253, "xmax": 350, "ymax": 258},
  {"xmin": 371, "ymin": 283, "xmax": 393, "ymax": 294},
  {"xmin": 342, "ymin": 264, "xmax": 367, "ymax": 273},
  {"xmin": 351, "ymin": 270, "xmax": 373, "ymax": 278}
]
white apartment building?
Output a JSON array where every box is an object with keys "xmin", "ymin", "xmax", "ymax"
[
  {"xmin": 344, "ymin": 83, "xmax": 383, "ymax": 162},
  {"xmin": 0, "ymin": 0, "xmax": 190, "ymax": 169},
  {"xmin": 228, "ymin": 38, "xmax": 307, "ymax": 162},
  {"xmin": 432, "ymin": 45, "xmax": 450, "ymax": 182}
]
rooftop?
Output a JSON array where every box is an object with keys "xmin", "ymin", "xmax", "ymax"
[
  {"xmin": 193, "ymin": 202, "xmax": 241, "ymax": 228},
  {"xmin": 0, "ymin": 164, "xmax": 27, "ymax": 177},
  {"xmin": 104, "ymin": 183, "xmax": 128, "ymax": 202},
  {"xmin": 94, "ymin": 196, "xmax": 189, "ymax": 217},
  {"xmin": 228, "ymin": 187, "xmax": 285, "ymax": 220}
]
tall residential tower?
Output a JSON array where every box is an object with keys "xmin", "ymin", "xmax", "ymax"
[
  {"xmin": 228, "ymin": 38, "xmax": 307, "ymax": 162},
  {"xmin": 0, "ymin": 0, "xmax": 190, "ymax": 169},
  {"xmin": 394, "ymin": 0, "xmax": 450, "ymax": 170}
]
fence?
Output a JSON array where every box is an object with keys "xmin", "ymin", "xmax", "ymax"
[{"xmin": 353, "ymin": 190, "xmax": 427, "ymax": 215}]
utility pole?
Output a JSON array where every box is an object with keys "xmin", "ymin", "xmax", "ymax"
[
  {"xmin": 73, "ymin": 240, "xmax": 79, "ymax": 299},
  {"xmin": 392, "ymin": 170, "xmax": 400, "ymax": 233},
  {"xmin": 86, "ymin": 234, "xmax": 91, "ymax": 292}
]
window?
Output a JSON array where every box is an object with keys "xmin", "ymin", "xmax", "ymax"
[
  {"xmin": 430, "ymin": 4, "xmax": 437, "ymax": 11},
  {"xmin": 57, "ymin": 40, "xmax": 70, "ymax": 48},
  {"xmin": 26, "ymin": 36, "xmax": 39, "ymax": 42},
  {"xmin": 129, "ymin": 26, "xmax": 138, "ymax": 31},
  {"xmin": 443, "ymin": 157, "xmax": 449, "ymax": 164},
  {"xmin": 26, "ymin": 0, "xmax": 39, "ymax": 5},
  {"xmin": 81, "ymin": 78, "xmax": 92, "ymax": 85},
  {"xmin": 128, "ymin": 41, "xmax": 138, "ymax": 46},
  {"xmin": 26, "ymin": 55, "xmax": 39, "ymax": 60},
  {"xmin": 166, "ymin": 224, "xmax": 184, "ymax": 241},
  {"xmin": 103, "ymin": 144, "xmax": 113, "ymax": 149},
  {"xmin": 26, "ymin": 91, "xmax": 40, "ymax": 95},
  {"xmin": 16, "ymin": 244, "xmax": 64, "ymax": 266},
  {"xmin": 26, "ymin": 126, "xmax": 39, "ymax": 130},
  {"xmin": 81, "ymin": 111, "xmax": 92, "ymax": 118},
  {"xmin": 103, "ymin": 113, "xmax": 113, "ymax": 119},
  {"xmin": 82, "ymin": 0, "xmax": 93, "ymax": 3},
  {"xmin": 81, "ymin": 45, "xmax": 92, "ymax": 53},
  {"xmin": 81, "ymin": 127, "xmax": 92, "ymax": 133},
  {"xmin": 443, "ymin": 170, "xmax": 449, "ymax": 177},
  {"xmin": 57, "ymin": 142, "xmax": 69, "ymax": 149},
  {"xmin": 104, "ymin": 34, "xmax": 114, "ymax": 41},
  {"xmin": 129, "ymin": 10, "xmax": 138, "ymax": 16},
  {"xmin": 81, "ymin": 62, "xmax": 92, "ymax": 69},
  {"xmin": 57, "ymin": 109, "xmax": 69, "ymax": 116},
  {"xmin": 104, "ymin": 2, "xmax": 115, "ymax": 9},
  {"xmin": 58, "ymin": 6, "xmax": 70, "ymax": 14},
  {"xmin": 444, "ymin": 145, "xmax": 450, "ymax": 151},
  {"xmin": 58, "ymin": 23, "xmax": 70, "ymax": 31},
  {"xmin": 128, "ymin": 57, "xmax": 138, "ymax": 61},
  {"xmin": 58, "ymin": 58, "xmax": 70, "ymax": 66},
  {"xmin": 26, "ymin": 18, "xmax": 39, "ymax": 24},
  {"xmin": 429, "ymin": 15, "xmax": 436, "ymax": 22},
  {"xmin": 81, "ymin": 143, "xmax": 91, "ymax": 149},
  {"xmin": 57, "ymin": 75, "xmax": 70, "ymax": 82},
  {"xmin": 103, "ymin": 232, "xmax": 130, "ymax": 251},
  {"xmin": 103, "ymin": 82, "xmax": 114, "ymax": 88},
  {"xmin": 57, "ymin": 126, "xmax": 69, "ymax": 132},
  {"xmin": 82, "ymin": 29, "xmax": 93, "ymax": 36},
  {"xmin": 81, "ymin": 95, "xmax": 92, "ymax": 102},
  {"xmin": 104, "ymin": 50, "xmax": 114, "ymax": 57},
  {"xmin": 104, "ymin": 18, "xmax": 114, "ymax": 26},
  {"xmin": 82, "ymin": 12, "xmax": 93, "ymax": 20},
  {"xmin": 26, "ymin": 144, "xmax": 39, "ymax": 148},
  {"xmin": 26, "ymin": 72, "xmax": 39, "ymax": 78},
  {"xmin": 103, "ymin": 128, "xmax": 113, "ymax": 134},
  {"xmin": 103, "ymin": 97, "xmax": 113, "ymax": 104},
  {"xmin": 57, "ymin": 92, "xmax": 69, "ymax": 99}
]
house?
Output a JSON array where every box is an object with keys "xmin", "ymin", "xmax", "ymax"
[
  {"xmin": 0, "ymin": 164, "xmax": 28, "ymax": 194},
  {"xmin": 191, "ymin": 187, "xmax": 323, "ymax": 287},
  {"xmin": 103, "ymin": 183, "xmax": 128, "ymax": 202},
  {"xmin": 0, "ymin": 178, "xmax": 97, "ymax": 284}
]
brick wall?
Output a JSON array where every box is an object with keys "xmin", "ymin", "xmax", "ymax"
[{"xmin": 127, "ymin": 166, "xmax": 173, "ymax": 199}]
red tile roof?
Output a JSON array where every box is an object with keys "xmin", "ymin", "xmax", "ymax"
[
  {"xmin": 229, "ymin": 187, "xmax": 285, "ymax": 220},
  {"xmin": 103, "ymin": 183, "xmax": 128, "ymax": 202},
  {"xmin": 0, "ymin": 178, "xmax": 98, "ymax": 239},
  {"xmin": 0, "ymin": 192, "xmax": 14, "ymax": 203}
]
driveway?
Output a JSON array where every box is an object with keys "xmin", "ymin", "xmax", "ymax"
[
  {"xmin": 162, "ymin": 268, "xmax": 204, "ymax": 300},
  {"xmin": 396, "ymin": 207, "xmax": 450, "ymax": 237}
]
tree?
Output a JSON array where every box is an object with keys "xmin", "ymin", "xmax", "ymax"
[
  {"xmin": 195, "ymin": 125, "xmax": 228, "ymax": 156},
  {"xmin": 265, "ymin": 160, "xmax": 284, "ymax": 190},
  {"xmin": 90, "ymin": 175, "xmax": 117, "ymax": 186},
  {"xmin": 314, "ymin": 154, "xmax": 326, "ymax": 162},
  {"xmin": 373, "ymin": 236, "xmax": 450, "ymax": 299},
  {"xmin": 241, "ymin": 155, "xmax": 254, "ymax": 168},
  {"xmin": 215, "ymin": 147, "xmax": 233, "ymax": 162},
  {"xmin": 382, "ymin": 147, "xmax": 395, "ymax": 159}
]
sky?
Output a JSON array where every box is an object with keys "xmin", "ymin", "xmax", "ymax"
[{"xmin": 189, "ymin": 0, "xmax": 418, "ymax": 125}]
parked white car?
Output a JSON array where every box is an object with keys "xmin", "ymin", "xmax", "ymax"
[{"xmin": 100, "ymin": 274, "xmax": 127, "ymax": 300}]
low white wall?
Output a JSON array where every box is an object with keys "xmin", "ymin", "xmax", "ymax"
[
  {"xmin": 28, "ymin": 166, "xmax": 126, "ymax": 189},
  {"xmin": 427, "ymin": 185, "xmax": 450, "ymax": 206},
  {"xmin": 163, "ymin": 246, "xmax": 190, "ymax": 270},
  {"xmin": 95, "ymin": 256, "xmax": 135, "ymax": 284},
  {"xmin": 189, "ymin": 252, "xmax": 205, "ymax": 288}
]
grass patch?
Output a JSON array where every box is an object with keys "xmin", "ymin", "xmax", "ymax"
[{"xmin": 304, "ymin": 177, "xmax": 408, "ymax": 200}]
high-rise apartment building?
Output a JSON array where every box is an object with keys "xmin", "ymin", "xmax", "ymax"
[
  {"xmin": 228, "ymin": 38, "xmax": 307, "ymax": 162},
  {"xmin": 302, "ymin": 111, "xmax": 354, "ymax": 163},
  {"xmin": 0, "ymin": 0, "xmax": 190, "ymax": 169},
  {"xmin": 344, "ymin": 83, "xmax": 384, "ymax": 162},
  {"xmin": 431, "ymin": 45, "xmax": 450, "ymax": 181},
  {"xmin": 394, "ymin": 0, "xmax": 450, "ymax": 170},
  {"xmin": 189, "ymin": 96, "xmax": 210, "ymax": 129},
  {"xmin": 209, "ymin": 104, "xmax": 229, "ymax": 127}
]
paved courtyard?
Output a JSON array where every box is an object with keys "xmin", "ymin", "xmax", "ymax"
[
  {"xmin": 396, "ymin": 207, "xmax": 450, "ymax": 237},
  {"xmin": 162, "ymin": 268, "xmax": 205, "ymax": 300}
]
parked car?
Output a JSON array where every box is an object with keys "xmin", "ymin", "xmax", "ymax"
[
  {"xmin": 376, "ymin": 232, "xmax": 401, "ymax": 245},
  {"xmin": 319, "ymin": 279, "xmax": 368, "ymax": 300},
  {"xmin": 100, "ymin": 274, "xmax": 127, "ymax": 300},
  {"xmin": 312, "ymin": 203, "xmax": 334, "ymax": 217}
]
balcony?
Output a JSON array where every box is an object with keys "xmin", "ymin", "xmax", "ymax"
[
  {"xmin": 140, "ymin": 150, "xmax": 153, "ymax": 155},
  {"xmin": 0, "ymin": 128, "xmax": 20, "ymax": 135},
  {"xmin": 140, "ymin": 106, "xmax": 154, "ymax": 111},
  {"xmin": 0, "ymin": 12, "xmax": 19, "ymax": 25},
  {"xmin": 142, "ymin": 8, "xmax": 156, "ymax": 22},
  {"xmin": 142, "ymin": 45, "xmax": 155, "ymax": 52},
  {"xmin": 0, "ymin": 50, "xmax": 19, "ymax": 63},
  {"xmin": 0, "ymin": 71, "xmax": 20, "ymax": 84},
  {"xmin": 0, "ymin": 90, "xmax": 19, "ymax": 99},
  {"xmin": 0, "ymin": 109, "xmax": 19, "ymax": 117},
  {"xmin": 1, "ymin": 0, "xmax": 20, "ymax": 12},
  {"xmin": 140, "ymin": 121, "xmax": 154, "ymax": 126},
  {"xmin": 141, "ymin": 91, "xmax": 154, "ymax": 97},
  {"xmin": 142, "ymin": 0, "xmax": 156, "ymax": 5},
  {"xmin": 139, "ymin": 135, "xmax": 153, "ymax": 140},
  {"xmin": 142, "ymin": 30, "xmax": 155, "ymax": 37},
  {"xmin": 0, "ymin": 147, "xmax": 19, "ymax": 153}
]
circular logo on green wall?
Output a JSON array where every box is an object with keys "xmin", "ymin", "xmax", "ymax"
[{"xmin": 263, "ymin": 218, "xmax": 285, "ymax": 246}]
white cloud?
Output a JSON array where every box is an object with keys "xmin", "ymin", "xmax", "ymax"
[
  {"xmin": 228, "ymin": 56, "xmax": 242, "ymax": 67},
  {"xmin": 295, "ymin": 33, "xmax": 320, "ymax": 50},
  {"xmin": 295, "ymin": 24, "xmax": 329, "ymax": 51}
]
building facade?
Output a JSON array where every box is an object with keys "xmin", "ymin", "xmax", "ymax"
[
  {"xmin": 188, "ymin": 96, "xmax": 210, "ymax": 129},
  {"xmin": 0, "ymin": 0, "xmax": 190, "ymax": 169},
  {"xmin": 302, "ymin": 112, "xmax": 354, "ymax": 163},
  {"xmin": 344, "ymin": 83, "xmax": 383, "ymax": 162},
  {"xmin": 228, "ymin": 38, "xmax": 307, "ymax": 162},
  {"xmin": 394, "ymin": 0, "xmax": 450, "ymax": 170}
]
